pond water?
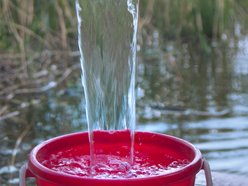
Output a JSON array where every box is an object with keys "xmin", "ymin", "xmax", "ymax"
[
  {"xmin": 1, "ymin": 36, "xmax": 248, "ymax": 185},
  {"xmin": 136, "ymin": 35, "xmax": 248, "ymax": 177}
]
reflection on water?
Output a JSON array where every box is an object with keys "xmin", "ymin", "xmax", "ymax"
[
  {"xmin": 136, "ymin": 35, "xmax": 248, "ymax": 178},
  {"xmin": 1, "ymin": 35, "xmax": 248, "ymax": 186}
]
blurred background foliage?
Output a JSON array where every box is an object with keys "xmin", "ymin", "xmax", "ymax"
[
  {"xmin": 1, "ymin": 0, "xmax": 248, "ymax": 54},
  {"xmin": 0, "ymin": 0, "xmax": 248, "ymax": 118},
  {"xmin": 139, "ymin": 0, "xmax": 248, "ymax": 51},
  {"xmin": 0, "ymin": 0, "xmax": 248, "ymax": 117}
]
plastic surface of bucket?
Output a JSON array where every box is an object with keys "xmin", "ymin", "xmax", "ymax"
[{"xmin": 20, "ymin": 131, "xmax": 213, "ymax": 186}]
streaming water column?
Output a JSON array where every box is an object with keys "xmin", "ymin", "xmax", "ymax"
[{"xmin": 76, "ymin": 0, "xmax": 139, "ymax": 172}]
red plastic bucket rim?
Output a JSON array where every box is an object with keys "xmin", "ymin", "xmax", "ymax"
[{"xmin": 27, "ymin": 131, "xmax": 203, "ymax": 185}]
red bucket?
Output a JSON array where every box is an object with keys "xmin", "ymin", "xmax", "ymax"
[{"xmin": 20, "ymin": 131, "xmax": 212, "ymax": 186}]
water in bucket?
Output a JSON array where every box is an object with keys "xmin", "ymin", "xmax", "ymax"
[{"xmin": 40, "ymin": 131, "xmax": 189, "ymax": 179}]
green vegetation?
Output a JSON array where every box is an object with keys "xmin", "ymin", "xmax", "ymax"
[
  {"xmin": 139, "ymin": 0, "xmax": 248, "ymax": 51},
  {"xmin": 1, "ymin": 0, "xmax": 247, "ymax": 54}
]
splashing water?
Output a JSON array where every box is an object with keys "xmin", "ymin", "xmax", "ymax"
[
  {"xmin": 76, "ymin": 0, "xmax": 139, "ymax": 168},
  {"xmin": 42, "ymin": 145, "xmax": 189, "ymax": 179}
]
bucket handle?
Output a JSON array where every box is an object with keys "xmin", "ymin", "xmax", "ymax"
[
  {"xmin": 202, "ymin": 159, "xmax": 213, "ymax": 186},
  {"xmin": 19, "ymin": 163, "xmax": 35, "ymax": 186}
]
